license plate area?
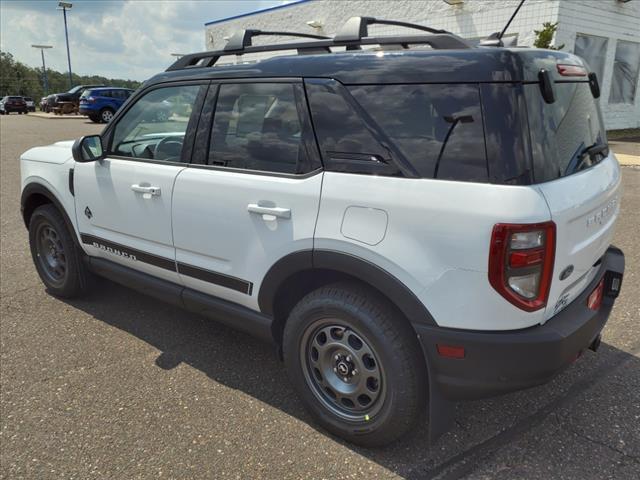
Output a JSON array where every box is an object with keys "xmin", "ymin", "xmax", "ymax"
[{"xmin": 604, "ymin": 271, "xmax": 623, "ymax": 298}]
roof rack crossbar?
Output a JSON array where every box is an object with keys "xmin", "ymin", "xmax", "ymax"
[
  {"xmin": 166, "ymin": 33, "xmax": 470, "ymax": 72},
  {"xmin": 224, "ymin": 29, "xmax": 330, "ymax": 52},
  {"xmin": 334, "ymin": 16, "xmax": 448, "ymax": 42}
]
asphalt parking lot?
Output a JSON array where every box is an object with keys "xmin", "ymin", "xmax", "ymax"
[{"xmin": 1, "ymin": 114, "xmax": 638, "ymax": 479}]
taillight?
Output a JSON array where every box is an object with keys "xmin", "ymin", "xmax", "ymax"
[{"xmin": 489, "ymin": 222, "xmax": 556, "ymax": 312}]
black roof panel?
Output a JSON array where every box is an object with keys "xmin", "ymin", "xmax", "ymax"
[{"xmin": 147, "ymin": 48, "xmax": 587, "ymax": 86}]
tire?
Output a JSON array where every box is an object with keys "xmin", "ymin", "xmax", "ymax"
[
  {"xmin": 99, "ymin": 108, "xmax": 115, "ymax": 123},
  {"xmin": 28, "ymin": 204, "xmax": 92, "ymax": 298},
  {"xmin": 88, "ymin": 115, "xmax": 100, "ymax": 123},
  {"xmin": 283, "ymin": 282, "xmax": 427, "ymax": 447}
]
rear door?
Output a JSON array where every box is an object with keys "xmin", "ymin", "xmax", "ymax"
[
  {"xmin": 171, "ymin": 80, "xmax": 323, "ymax": 310},
  {"xmin": 525, "ymin": 80, "xmax": 622, "ymax": 320}
]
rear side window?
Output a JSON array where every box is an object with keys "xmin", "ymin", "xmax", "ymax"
[
  {"xmin": 306, "ymin": 81, "xmax": 488, "ymax": 182},
  {"xmin": 208, "ymin": 83, "xmax": 316, "ymax": 174},
  {"xmin": 349, "ymin": 84, "xmax": 488, "ymax": 182}
]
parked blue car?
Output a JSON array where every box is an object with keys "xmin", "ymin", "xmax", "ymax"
[{"xmin": 79, "ymin": 87, "xmax": 134, "ymax": 123}]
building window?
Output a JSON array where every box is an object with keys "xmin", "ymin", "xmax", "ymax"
[
  {"xmin": 574, "ymin": 33, "xmax": 607, "ymax": 86},
  {"xmin": 609, "ymin": 40, "xmax": 640, "ymax": 105}
]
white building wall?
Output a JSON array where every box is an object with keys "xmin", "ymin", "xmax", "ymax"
[
  {"xmin": 204, "ymin": 0, "xmax": 639, "ymax": 129},
  {"xmin": 555, "ymin": 0, "xmax": 640, "ymax": 130}
]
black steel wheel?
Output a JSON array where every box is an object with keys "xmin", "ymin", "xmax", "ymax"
[
  {"xmin": 302, "ymin": 322, "xmax": 386, "ymax": 421},
  {"xmin": 28, "ymin": 204, "xmax": 92, "ymax": 298},
  {"xmin": 283, "ymin": 282, "xmax": 427, "ymax": 447},
  {"xmin": 34, "ymin": 221, "xmax": 67, "ymax": 288}
]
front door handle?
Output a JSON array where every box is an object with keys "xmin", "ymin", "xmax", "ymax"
[
  {"xmin": 131, "ymin": 184, "xmax": 161, "ymax": 197},
  {"xmin": 247, "ymin": 204, "xmax": 291, "ymax": 219}
]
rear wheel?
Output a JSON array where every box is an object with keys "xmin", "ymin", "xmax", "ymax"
[
  {"xmin": 28, "ymin": 204, "xmax": 92, "ymax": 298},
  {"xmin": 99, "ymin": 108, "xmax": 114, "ymax": 123},
  {"xmin": 283, "ymin": 282, "xmax": 427, "ymax": 446},
  {"xmin": 88, "ymin": 114, "xmax": 100, "ymax": 123}
]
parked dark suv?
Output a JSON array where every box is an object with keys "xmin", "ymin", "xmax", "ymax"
[
  {"xmin": 20, "ymin": 17, "xmax": 624, "ymax": 447},
  {"xmin": 0, "ymin": 96, "xmax": 28, "ymax": 114},
  {"xmin": 44, "ymin": 85, "xmax": 105, "ymax": 112},
  {"xmin": 79, "ymin": 87, "xmax": 134, "ymax": 123}
]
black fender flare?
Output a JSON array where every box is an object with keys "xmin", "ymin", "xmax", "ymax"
[
  {"xmin": 21, "ymin": 182, "xmax": 79, "ymax": 247},
  {"xmin": 258, "ymin": 249, "xmax": 437, "ymax": 327}
]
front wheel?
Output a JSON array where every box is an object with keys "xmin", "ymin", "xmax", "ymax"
[
  {"xmin": 29, "ymin": 204, "xmax": 92, "ymax": 298},
  {"xmin": 283, "ymin": 282, "xmax": 427, "ymax": 447}
]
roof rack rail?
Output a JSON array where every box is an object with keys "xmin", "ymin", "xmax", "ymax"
[
  {"xmin": 224, "ymin": 29, "xmax": 330, "ymax": 52},
  {"xmin": 334, "ymin": 16, "xmax": 448, "ymax": 45},
  {"xmin": 166, "ymin": 21, "xmax": 470, "ymax": 72}
]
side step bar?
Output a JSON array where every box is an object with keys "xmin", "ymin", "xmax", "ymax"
[{"xmin": 87, "ymin": 257, "xmax": 273, "ymax": 343}]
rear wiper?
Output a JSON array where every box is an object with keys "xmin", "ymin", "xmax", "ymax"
[{"xmin": 565, "ymin": 141, "xmax": 609, "ymax": 175}]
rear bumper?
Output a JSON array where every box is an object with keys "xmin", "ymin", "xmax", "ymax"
[
  {"xmin": 2, "ymin": 105, "xmax": 27, "ymax": 112},
  {"xmin": 79, "ymin": 106, "xmax": 98, "ymax": 114},
  {"xmin": 416, "ymin": 246, "xmax": 625, "ymax": 401}
]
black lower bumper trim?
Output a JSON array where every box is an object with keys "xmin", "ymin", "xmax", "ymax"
[{"xmin": 417, "ymin": 246, "xmax": 625, "ymax": 401}]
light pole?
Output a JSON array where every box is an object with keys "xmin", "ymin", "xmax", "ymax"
[
  {"xmin": 31, "ymin": 44, "xmax": 53, "ymax": 95},
  {"xmin": 58, "ymin": 2, "xmax": 73, "ymax": 89}
]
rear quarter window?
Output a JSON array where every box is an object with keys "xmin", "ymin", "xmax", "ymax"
[
  {"xmin": 349, "ymin": 84, "xmax": 488, "ymax": 182},
  {"xmin": 306, "ymin": 81, "xmax": 488, "ymax": 182}
]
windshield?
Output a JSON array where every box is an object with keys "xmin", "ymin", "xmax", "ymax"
[
  {"xmin": 526, "ymin": 81, "xmax": 607, "ymax": 183},
  {"xmin": 67, "ymin": 86, "xmax": 83, "ymax": 94}
]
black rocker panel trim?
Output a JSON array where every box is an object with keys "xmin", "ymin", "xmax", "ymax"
[
  {"xmin": 177, "ymin": 263, "xmax": 252, "ymax": 295},
  {"xmin": 87, "ymin": 257, "xmax": 272, "ymax": 342},
  {"xmin": 80, "ymin": 234, "xmax": 252, "ymax": 294}
]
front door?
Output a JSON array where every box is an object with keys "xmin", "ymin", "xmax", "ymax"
[
  {"xmin": 172, "ymin": 81, "xmax": 323, "ymax": 310},
  {"xmin": 74, "ymin": 83, "xmax": 206, "ymax": 283}
]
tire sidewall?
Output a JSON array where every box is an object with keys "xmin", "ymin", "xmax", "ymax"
[
  {"xmin": 283, "ymin": 289, "xmax": 424, "ymax": 444},
  {"xmin": 28, "ymin": 205, "xmax": 83, "ymax": 297}
]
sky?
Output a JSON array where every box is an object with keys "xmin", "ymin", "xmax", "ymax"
[{"xmin": 0, "ymin": 0, "xmax": 296, "ymax": 81}]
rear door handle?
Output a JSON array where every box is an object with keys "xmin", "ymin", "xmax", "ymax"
[
  {"xmin": 131, "ymin": 184, "xmax": 161, "ymax": 198},
  {"xmin": 247, "ymin": 204, "xmax": 291, "ymax": 219}
]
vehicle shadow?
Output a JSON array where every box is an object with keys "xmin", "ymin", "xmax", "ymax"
[{"xmin": 63, "ymin": 280, "xmax": 639, "ymax": 479}]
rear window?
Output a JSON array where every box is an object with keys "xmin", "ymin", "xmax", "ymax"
[
  {"xmin": 525, "ymin": 81, "xmax": 607, "ymax": 183},
  {"xmin": 306, "ymin": 81, "xmax": 488, "ymax": 182},
  {"xmin": 8, "ymin": 96, "xmax": 23, "ymax": 101}
]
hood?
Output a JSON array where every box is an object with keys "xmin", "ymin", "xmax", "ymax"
[{"xmin": 20, "ymin": 140, "xmax": 75, "ymax": 165}]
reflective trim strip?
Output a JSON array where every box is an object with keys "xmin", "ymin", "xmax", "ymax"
[{"xmin": 80, "ymin": 233, "xmax": 252, "ymax": 295}]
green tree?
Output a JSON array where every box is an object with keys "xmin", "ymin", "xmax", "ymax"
[
  {"xmin": 533, "ymin": 22, "xmax": 565, "ymax": 50},
  {"xmin": 0, "ymin": 50, "xmax": 142, "ymax": 100}
]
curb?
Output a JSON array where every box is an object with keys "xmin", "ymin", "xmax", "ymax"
[
  {"xmin": 27, "ymin": 113, "xmax": 89, "ymax": 120},
  {"xmin": 615, "ymin": 153, "xmax": 640, "ymax": 166}
]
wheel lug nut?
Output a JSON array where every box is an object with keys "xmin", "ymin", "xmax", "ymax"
[
  {"xmin": 343, "ymin": 377, "xmax": 348, "ymax": 382},
  {"xmin": 346, "ymin": 355, "xmax": 352, "ymax": 362},
  {"xmin": 352, "ymin": 369, "xmax": 358, "ymax": 375},
  {"xmin": 334, "ymin": 354, "xmax": 339, "ymax": 361},
  {"xmin": 333, "ymin": 367, "xmax": 337, "ymax": 373}
]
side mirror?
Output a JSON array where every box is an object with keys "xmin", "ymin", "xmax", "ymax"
[{"xmin": 72, "ymin": 135, "xmax": 104, "ymax": 162}]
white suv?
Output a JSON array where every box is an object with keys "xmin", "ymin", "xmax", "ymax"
[{"xmin": 20, "ymin": 21, "xmax": 625, "ymax": 446}]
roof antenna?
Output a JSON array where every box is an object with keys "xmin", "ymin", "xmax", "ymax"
[{"xmin": 480, "ymin": 0, "xmax": 526, "ymax": 47}]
